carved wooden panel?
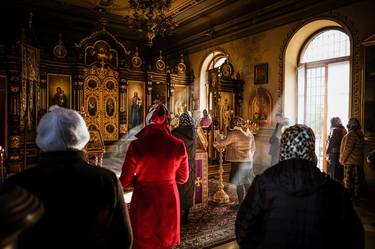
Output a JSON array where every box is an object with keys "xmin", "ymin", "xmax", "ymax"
[{"xmin": 83, "ymin": 66, "xmax": 119, "ymax": 141}]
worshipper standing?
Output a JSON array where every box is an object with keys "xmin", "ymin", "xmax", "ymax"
[
  {"xmin": 6, "ymin": 107, "xmax": 133, "ymax": 249},
  {"xmin": 268, "ymin": 112, "xmax": 290, "ymax": 166},
  {"xmin": 120, "ymin": 104, "xmax": 189, "ymax": 249},
  {"xmin": 216, "ymin": 116, "xmax": 256, "ymax": 206},
  {"xmin": 172, "ymin": 112, "xmax": 196, "ymax": 224},
  {"xmin": 340, "ymin": 118, "xmax": 365, "ymax": 199},
  {"xmin": 199, "ymin": 109, "xmax": 212, "ymax": 127},
  {"xmin": 236, "ymin": 124, "xmax": 364, "ymax": 249},
  {"xmin": 326, "ymin": 117, "xmax": 347, "ymax": 182}
]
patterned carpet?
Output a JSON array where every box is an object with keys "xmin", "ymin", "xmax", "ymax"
[
  {"xmin": 177, "ymin": 204, "xmax": 237, "ymax": 249},
  {"xmin": 176, "ymin": 180, "xmax": 238, "ymax": 249}
]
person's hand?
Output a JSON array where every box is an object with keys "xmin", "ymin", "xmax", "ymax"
[
  {"xmin": 367, "ymin": 157, "xmax": 371, "ymax": 164},
  {"xmin": 339, "ymin": 160, "xmax": 344, "ymax": 166}
]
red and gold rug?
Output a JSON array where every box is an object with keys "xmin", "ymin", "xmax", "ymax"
[{"xmin": 177, "ymin": 204, "xmax": 237, "ymax": 249}]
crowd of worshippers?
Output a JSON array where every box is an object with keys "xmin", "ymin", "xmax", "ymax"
[{"xmin": 1, "ymin": 104, "xmax": 369, "ymax": 249}]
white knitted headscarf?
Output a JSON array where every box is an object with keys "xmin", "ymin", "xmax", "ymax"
[{"xmin": 36, "ymin": 107, "xmax": 90, "ymax": 151}]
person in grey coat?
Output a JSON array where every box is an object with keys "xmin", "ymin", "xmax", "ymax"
[{"xmin": 268, "ymin": 113, "xmax": 290, "ymax": 165}]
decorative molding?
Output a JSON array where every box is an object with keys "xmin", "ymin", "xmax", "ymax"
[{"xmin": 75, "ymin": 28, "xmax": 131, "ymax": 56}]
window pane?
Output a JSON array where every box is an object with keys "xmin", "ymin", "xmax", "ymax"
[
  {"xmin": 214, "ymin": 57, "xmax": 227, "ymax": 68},
  {"xmin": 305, "ymin": 67, "xmax": 325, "ymax": 170},
  {"xmin": 327, "ymin": 61, "xmax": 350, "ymax": 134},
  {"xmin": 301, "ymin": 30, "xmax": 350, "ymax": 63},
  {"xmin": 297, "ymin": 65, "xmax": 305, "ymax": 123}
]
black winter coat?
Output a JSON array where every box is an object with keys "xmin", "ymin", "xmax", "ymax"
[
  {"xmin": 172, "ymin": 126, "xmax": 196, "ymax": 210},
  {"xmin": 6, "ymin": 151, "xmax": 132, "ymax": 249},
  {"xmin": 235, "ymin": 158, "xmax": 364, "ymax": 249}
]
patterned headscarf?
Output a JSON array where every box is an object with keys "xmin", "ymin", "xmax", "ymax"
[
  {"xmin": 279, "ymin": 124, "xmax": 317, "ymax": 163},
  {"xmin": 145, "ymin": 104, "xmax": 171, "ymax": 126},
  {"xmin": 230, "ymin": 116, "xmax": 247, "ymax": 132},
  {"xmin": 179, "ymin": 113, "xmax": 194, "ymax": 127}
]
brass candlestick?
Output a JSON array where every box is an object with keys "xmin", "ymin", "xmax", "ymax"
[{"xmin": 212, "ymin": 144, "xmax": 230, "ymax": 204}]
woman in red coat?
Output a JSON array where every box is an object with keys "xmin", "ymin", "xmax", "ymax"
[{"xmin": 120, "ymin": 104, "xmax": 189, "ymax": 249}]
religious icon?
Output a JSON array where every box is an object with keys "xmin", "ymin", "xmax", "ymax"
[
  {"xmin": 174, "ymin": 85, "xmax": 188, "ymax": 115},
  {"xmin": 54, "ymin": 86, "xmax": 67, "ymax": 108},
  {"xmin": 88, "ymin": 97, "xmax": 97, "ymax": 116},
  {"xmin": 254, "ymin": 63, "xmax": 268, "ymax": 84},
  {"xmin": 106, "ymin": 98, "xmax": 115, "ymax": 117},
  {"xmin": 106, "ymin": 124, "xmax": 115, "ymax": 133},
  {"xmin": 249, "ymin": 87, "xmax": 272, "ymax": 127},
  {"xmin": 47, "ymin": 74, "xmax": 71, "ymax": 109},
  {"xmin": 130, "ymin": 91, "xmax": 142, "ymax": 127},
  {"xmin": 106, "ymin": 81, "xmax": 114, "ymax": 90}
]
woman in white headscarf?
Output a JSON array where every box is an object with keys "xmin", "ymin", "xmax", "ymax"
[
  {"xmin": 6, "ymin": 106, "xmax": 132, "ymax": 249},
  {"xmin": 235, "ymin": 124, "xmax": 364, "ymax": 249}
]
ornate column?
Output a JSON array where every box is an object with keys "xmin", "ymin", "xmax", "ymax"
[
  {"xmin": 8, "ymin": 83, "xmax": 21, "ymax": 172},
  {"xmin": 72, "ymin": 81, "xmax": 78, "ymax": 111},
  {"xmin": 119, "ymin": 79, "xmax": 128, "ymax": 137},
  {"xmin": 78, "ymin": 81, "xmax": 84, "ymax": 110},
  {"xmin": 39, "ymin": 78, "xmax": 47, "ymax": 117},
  {"xmin": 170, "ymin": 83, "xmax": 175, "ymax": 113}
]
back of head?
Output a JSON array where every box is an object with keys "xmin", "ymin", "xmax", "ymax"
[
  {"xmin": 179, "ymin": 112, "xmax": 194, "ymax": 128},
  {"xmin": 36, "ymin": 107, "xmax": 90, "ymax": 152},
  {"xmin": 330, "ymin": 117, "xmax": 342, "ymax": 128},
  {"xmin": 145, "ymin": 104, "xmax": 171, "ymax": 126},
  {"xmin": 347, "ymin": 117, "xmax": 361, "ymax": 131},
  {"xmin": 230, "ymin": 116, "xmax": 247, "ymax": 132},
  {"xmin": 279, "ymin": 124, "xmax": 317, "ymax": 164}
]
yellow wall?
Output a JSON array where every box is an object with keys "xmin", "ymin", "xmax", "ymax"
[{"xmin": 188, "ymin": 0, "xmax": 375, "ymax": 127}]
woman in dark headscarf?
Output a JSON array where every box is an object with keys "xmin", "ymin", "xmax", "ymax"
[
  {"xmin": 172, "ymin": 112, "xmax": 196, "ymax": 224},
  {"xmin": 326, "ymin": 117, "xmax": 347, "ymax": 182},
  {"xmin": 236, "ymin": 124, "xmax": 364, "ymax": 249},
  {"xmin": 340, "ymin": 118, "xmax": 364, "ymax": 199}
]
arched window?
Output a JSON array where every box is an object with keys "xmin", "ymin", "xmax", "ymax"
[
  {"xmin": 199, "ymin": 51, "xmax": 228, "ymax": 111},
  {"xmin": 297, "ymin": 28, "xmax": 350, "ymax": 169}
]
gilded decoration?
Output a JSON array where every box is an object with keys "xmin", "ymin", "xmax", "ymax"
[
  {"xmin": 85, "ymin": 40, "xmax": 118, "ymax": 69},
  {"xmin": 177, "ymin": 54, "xmax": 186, "ymax": 74},
  {"xmin": 75, "ymin": 28, "xmax": 131, "ymax": 56},
  {"xmin": 83, "ymin": 67, "xmax": 119, "ymax": 141},
  {"xmin": 131, "ymin": 47, "xmax": 142, "ymax": 70},
  {"xmin": 221, "ymin": 61, "xmax": 233, "ymax": 79},
  {"xmin": 10, "ymin": 136, "xmax": 20, "ymax": 149},
  {"xmin": 53, "ymin": 33, "xmax": 67, "ymax": 59},
  {"xmin": 155, "ymin": 51, "xmax": 166, "ymax": 72},
  {"xmin": 249, "ymin": 87, "xmax": 272, "ymax": 127},
  {"xmin": 20, "ymin": 43, "xmax": 40, "ymax": 131}
]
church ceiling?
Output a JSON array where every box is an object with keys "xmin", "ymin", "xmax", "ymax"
[{"xmin": 1, "ymin": 0, "xmax": 360, "ymax": 54}]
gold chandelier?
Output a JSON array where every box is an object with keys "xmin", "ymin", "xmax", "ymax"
[{"xmin": 125, "ymin": 0, "xmax": 176, "ymax": 47}]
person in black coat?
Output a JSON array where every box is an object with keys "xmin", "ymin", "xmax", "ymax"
[
  {"xmin": 172, "ymin": 112, "xmax": 196, "ymax": 224},
  {"xmin": 6, "ymin": 106, "xmax": 133, "ymax": 249},
  {"xmin": 236, "ymin": 124, "xmax": 364, "ymax": 249}
]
